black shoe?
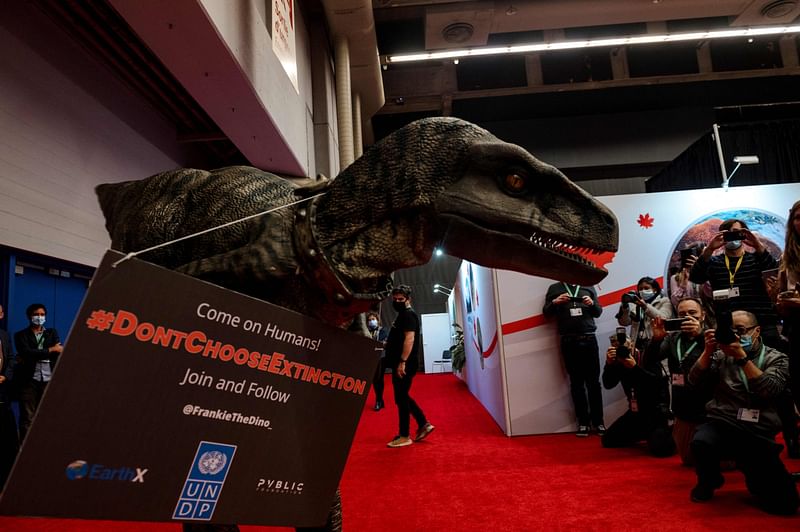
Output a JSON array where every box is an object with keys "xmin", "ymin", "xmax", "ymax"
[
  {"xmin": 690, "ymin": 476, "xmax": 724, "ymax": 503},
  {"xmin": 373, "ymin": 400, "xmax": 384, "ymax": 411},
  {"xmin": 576, "ymin": 425, "xmax": 590, "ymax": 437},
  {"xmin": 595, "ymin": 424, "xmax": 607, "ymax": 436}
]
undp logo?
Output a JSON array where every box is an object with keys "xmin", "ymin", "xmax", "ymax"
[{"xmin": 65, "ymin": 460, "xmax": 89, "ymax": 480}]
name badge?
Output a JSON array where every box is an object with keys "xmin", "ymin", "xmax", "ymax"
[
  {"xmin": 569, "ymin": 308, "xmax": 583, "ymax": 317},
  {"xmin": 729, "ymin": 287, "xmax": 740, "ymax": 298},
  {"xmin": 737, "ymin": 408, "xmax": 760, "ymax": 423},
  {"xmin": 630, "ymin": 398, "xmax": 638, "ymax": 413},
  {"xmin": 671, "ymin": 373, "xmax": 685, "ymax": 386}
]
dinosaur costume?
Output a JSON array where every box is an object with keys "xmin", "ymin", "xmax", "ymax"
[{"xmin": 96, "ymin": 117, "xmax": 618, "ymax": 530}]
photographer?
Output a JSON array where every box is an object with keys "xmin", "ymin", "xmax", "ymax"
[
  {"xmin": 601, "ymin": 331, "xmax": 675, "ymax": 457},
  {"xmin": 687, "ymin": 310, "xmax": 798, "ymax": 514},
  {"xmin": 616, "ymin": 277, "xmax": 674, "ymax": 360},
  {"xmin": 659, "ymin": 297, "xmax": 711, "ymax": 465},
  {"xmin": 543, "ymin": 281, "xmax": 605, "ymax": 437},
  {"xmin": 670, "ymin": 243, "xmax": 711, "ymax": 313}
]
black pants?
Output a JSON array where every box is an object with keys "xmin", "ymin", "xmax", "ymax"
[
  {"xmin": 762, "ymin": 327, "xmax": 799, "ymax": 444},
  {"xmin": 18, "ymin": 379, "xmax": 48, "ymax": 442},
  {"xmin": 372, "ymin": 357, "xmax": 388, "ymax": 404},
  {"xmin": 391, "ymin": 370, "xmax": 427, "ymax": 437},
  {"xmin": 601, "ymin": 409, "xmax": 675, "ymax": 457},
  {"xmin": 691, "ymin": 420, "xmax": 799, "ymax": 515},
  {"xmin": 0, "ymin": 402, "xmax": 19, "ymax": 489},
  {"xmin": 561, "ymin": 334, "xmax": 604, "ymax": 426}
]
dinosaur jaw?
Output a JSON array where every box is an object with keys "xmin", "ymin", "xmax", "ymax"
[{"xmin": 437, "ymin": 214, "xmax": 612, "ymax": 285}]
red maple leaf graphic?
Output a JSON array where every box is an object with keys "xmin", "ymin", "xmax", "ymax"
[{"xmin": 637, "ymin": 213, "xmax": 654, "ymax": 228}]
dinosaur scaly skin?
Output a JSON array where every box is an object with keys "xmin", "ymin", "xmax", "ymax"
[{"xmin": 97, "ymin": 117, "xmax": 618, "ymax": 326}]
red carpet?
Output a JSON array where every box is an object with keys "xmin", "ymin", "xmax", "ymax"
[{"xmin": 2, "ymin": 373, "xmax": 798, "ymax": 530}]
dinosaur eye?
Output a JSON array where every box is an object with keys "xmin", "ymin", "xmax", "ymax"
[{"xmin": 502, "ymin": 172, "xmax": 528, "ymax": 195}]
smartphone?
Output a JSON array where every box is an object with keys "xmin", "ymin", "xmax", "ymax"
[
  {"xmin": 714, "ymin": 309, "xmax": 737, "ymax": 344},
  {"xmin": 761, "ymin": 267, "xmax": 779, "ymax": 285},
  {"xmin": 615, "ymin": 327, "xmax": 629, "ymax": 359},
  {"xmin": 664, "ymin": 318, "xmax": 687, "ymax": 332},
  {"xmin": 723, "ymin": 230, "xmax": 745, "ymax": 242}
]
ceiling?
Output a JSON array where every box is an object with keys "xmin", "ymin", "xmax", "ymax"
[{"xmin": 372, "ymin": 0, "xmax": 800, "ymax": 152}]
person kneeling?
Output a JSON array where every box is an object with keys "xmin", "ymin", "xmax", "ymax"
[
  {"xmin": 688, "ymin": 310, "xmax": 799, "ymax": 515},
  {"xmin": 601, "ymin": 334, "xmax": 675, "ymax": 457}
]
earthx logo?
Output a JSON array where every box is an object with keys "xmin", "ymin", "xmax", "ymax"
[
  {"xmin": 65, "ymin": 460, "xmax": 148, "ymax": 482},
  {"xmin": 257, "ymin": 477, "xmax": 305, "ymax": 495}
]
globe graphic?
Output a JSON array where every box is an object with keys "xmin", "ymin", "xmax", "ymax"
[{"xmin": 65, "ymin": 460, "xmax": 88, "ymax": 480}]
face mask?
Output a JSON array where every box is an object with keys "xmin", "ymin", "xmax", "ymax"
[
  {"xmin": 739, "ymin": 335, "xmax": 754, "ymax": 352},
  {"xmin": 392, "ymin": 301, "xmax": 406, "ymax": 312},
  {"xmin": 31, "ymin": 316, "xmax": 45, "ymax": 327},
  {"xmin": 368, "ymin": 319, "xmax": 378, "ymax": 330},
  {"xmin": 725, "ymin": 240, "xmax": 742, "ymax": 250},
  {"xmin": 639, "ymin": 290, "xmax": 654, "ymax": 299}
]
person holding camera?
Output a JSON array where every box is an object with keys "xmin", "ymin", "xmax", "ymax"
[
  {"xmin": 670, "ymin": 243, "xmax": 709, "ymax": 310},
  {"xmin": 659, "ymin": 297, "xmax": 711, "ymax": 465},
  {"xmin": 687, "ymin": 310, "xmax": 798, "ymax": 514},
  {"xmin": 689, "ymin": 218, "xmax": 799, "ymax": 457},
  {"xmin": 601, "ymin": 327, "xmax": 675, "ymax": 456},
  {"xmin": 616, "ymin": 277, "xmax": 674, "ymax": 359},
  {"xmin": 543, "ymin": 282, "xmax": 605, "ymax": 437}
]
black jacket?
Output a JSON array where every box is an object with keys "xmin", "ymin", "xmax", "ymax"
[
  {"xmin": 0, "ymin": 329, "xmax": 10, "ymax": 402},
  {"xmin": 13, "ymin": 327, "xmax": 61, "ymax": 383}
]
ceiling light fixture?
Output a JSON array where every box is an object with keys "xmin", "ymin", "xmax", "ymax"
[{"xmin": 386, "ymin": 24, "xmax": 800, "ymax": 64}]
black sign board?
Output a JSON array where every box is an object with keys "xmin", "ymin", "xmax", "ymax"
[{"xmin": 0, "ymin": 250, "xmax": 378, "ymax": 526}]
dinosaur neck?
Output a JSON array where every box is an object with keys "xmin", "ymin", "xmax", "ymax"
[{"xmin": 312, "ymin": 118, "xmax": 489, "ymax": 291}]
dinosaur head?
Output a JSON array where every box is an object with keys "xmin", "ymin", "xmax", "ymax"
[
  {"xmin": 318, "ymin": 117, "xmax": 618, "ymax": 287},
  {"xmin": 435, "ymin": 138, "xmax": 618, "ymax": 285}
]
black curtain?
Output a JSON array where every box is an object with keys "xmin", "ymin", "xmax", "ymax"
[{"xmin": 646, "ymin": 120, "xmax": 800, "ymax": 192}]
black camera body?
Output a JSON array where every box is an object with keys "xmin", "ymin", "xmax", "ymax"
[
  {"xmin": 570, "ymin": 296, "xmax": 584, "ymax": 303},
  {"xmin": 714, "ymin": 308, "xmax": 737, "ymax": 344},
  {"xmin": 664, "ymin": 318, "xmax": 688, "ymax": 332},
  {"xmin": 679, "ymin": 246, "xmax": 703, "ymax": 268},
  {"xmin": 723, "ymin": 230, "xmax": 745, "ymax": 242},
  {"xmin": 620, "ymin": 291, "xmax": 638, "ymax": 305},
  {"xmin": 615, "ymin": 327, "xmax": 630, "ymax": 359}
]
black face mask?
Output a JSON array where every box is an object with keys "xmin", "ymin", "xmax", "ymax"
[{"xmin": 392, "ymin": 301, "xmax": 406, "ymax": 312}]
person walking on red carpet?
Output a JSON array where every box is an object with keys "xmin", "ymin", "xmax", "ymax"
[
  {"xmin": 385, "ymin": 286, "xmax": 434, "ymax": 448},
  {"xmin": 688, "ymin": 310, "xmax": 799, "ymax": 514}
]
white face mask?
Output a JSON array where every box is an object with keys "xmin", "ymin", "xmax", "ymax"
[
  {"xmin": 639, "ymin": 289, "xmax": 654, "ymax": 299},
  {"xmin": 725, "ymin": 240, "xmax": 742, "ymax": 250},
  {"xmin": 368, "ymin": 319, "xmax": 378, "ymax": 330},
  {"xmin": 31, "ymin": 315, "xmax": 46, "ymax": 327}
]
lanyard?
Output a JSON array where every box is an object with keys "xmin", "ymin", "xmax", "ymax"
[
  {"xmin": 562, "ymin": 283, "xmax": 581, "ymax": 298},
  {"xmin": 35, "ymin": 331, "xmax": 45, "ymax": 350},
  {"xmin": 724, "ymin": 254, "xmax": 744, "ymax": 288},
  {"xmin": 737, "ymin": 344, "xmax": 766, "ymax": 394},
  {"xmin": 675, "ymin": 337, "xmax": 697, "ymax": 364}
]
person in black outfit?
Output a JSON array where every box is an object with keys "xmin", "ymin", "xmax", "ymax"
[
  {"xmin": 385, "ymin": 286, "xmax": 434, "ymax": 448},
  {"xmin": 660, "ymin": 297, "xmax": 711, "ymax": 465},
  {"xmin": 690, "ymin": 218, "xmax": 799, "ymax": 457},
  {"xmin": 543, "ymin": 282, "xmax": 605, "ymax": 436},
  {"xmin": 601, "ymin": 332, "xmax": 675, "ymax": 457},
  {"xmin": 0, "ymin": 304, "xmax": 20, "ymax": 489},
  {"xmin": 13, "ymin": 303, "xmax": 62, "ymax": 442},
  {"xmin": 368, "ymin": 312, "xmax": 389, "ymax": 411}
]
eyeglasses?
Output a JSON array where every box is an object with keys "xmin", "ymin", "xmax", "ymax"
[{"xmin": 733, "ymin": 325, "xmax": 757, "ymax": 336}]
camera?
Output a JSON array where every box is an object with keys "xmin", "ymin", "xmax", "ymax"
[
  {"xmin": 570, "ymin": 296, "xmax": 584, "ymax": 303},
  {"xmin": 664, "ymin": 318, "xmax": 688, "ymax": 332},
  {"xmin": 723, "ymin": 230, "xmax": 745, "ymax": 242},
  {"xmin": 620, "ymin": 291, "xmax": 638, "ymax": 305},
  {"xmin": 679, "ymin": 246, "xmax": 701, "ymax": 268},
  {"xmin": 615, "ymin": 327, "xmax": 630, "ymax": 359},
  {"xmin": 714, "ymin": 309, "xmax": 737, "ymax": 344}
]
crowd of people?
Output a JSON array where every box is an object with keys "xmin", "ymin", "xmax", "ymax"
[{"xmin": 545, "ymin": 206, "xmax": 800, "ymax": 515}]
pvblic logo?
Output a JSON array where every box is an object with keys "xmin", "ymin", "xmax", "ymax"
[
  {"xmin": 65, "ymin": 460, "xmax": 148, "ymax": 482},
  {"xmin": 257, "ymin": 477, "xmax": 304, "ymax": 495}
]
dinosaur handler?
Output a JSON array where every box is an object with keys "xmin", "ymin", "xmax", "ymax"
[{"xmin": 385, "ymin": 285, "xmax": 435, "ymax": 448}]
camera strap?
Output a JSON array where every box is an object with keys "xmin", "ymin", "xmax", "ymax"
[
  {"xmin": 737, "ymin": 344, "xmax": 766, "ymax": 394},
  {"xmin": 724, "ymin": 254, "xmax": 744, "ymax": 288}
]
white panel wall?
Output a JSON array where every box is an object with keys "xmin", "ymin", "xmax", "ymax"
[{"xmin": 0, "ymin": 20, "xmax": 187, "ymax": 267}]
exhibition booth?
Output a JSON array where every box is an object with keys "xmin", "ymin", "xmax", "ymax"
[{"xmin": 449, "ymin": 182, "xmax": 800, "ymax": 436}]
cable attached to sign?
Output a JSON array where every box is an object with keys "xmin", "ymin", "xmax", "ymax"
[{"xmin": 111, "ymin": 192, "xmax": 327, "ymax": 268}]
